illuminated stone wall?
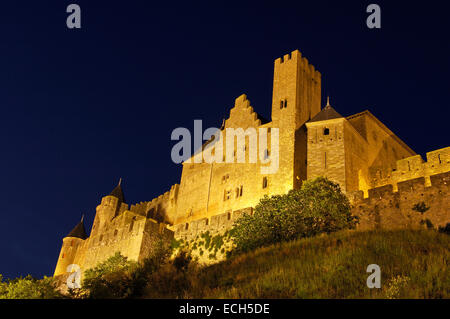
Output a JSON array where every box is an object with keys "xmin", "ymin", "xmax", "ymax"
[
  {"xmin": 349, "ymin": 171, "xmax": 450, "ymax": 230},
  {"xmin": 54, "ymin": 50, "xmax": 449, "ymax": 278}
]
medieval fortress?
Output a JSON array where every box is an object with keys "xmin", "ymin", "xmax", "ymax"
[{"xmin": 54, "ymin": 50, "xmax": 450, "ymax": 277}]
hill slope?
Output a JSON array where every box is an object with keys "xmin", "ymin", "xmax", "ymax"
[{"xmin": 151, "ymin": 230, "xmax": 449, "ymax": 299}]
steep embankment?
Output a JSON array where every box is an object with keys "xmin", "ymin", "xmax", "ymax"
[{"xmin": 173, "ymin": 230, "xmax": 449, "ymax": 299}]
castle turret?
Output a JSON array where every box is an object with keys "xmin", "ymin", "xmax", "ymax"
[
  {"xmin": 54, "ymin": 216, "xmax": 88, "ymax": 277},
  {"xmin": 305, "ymin": 100, "xmax": 349, "ymax": 190},
  {"xmin": 90, "ymin": 179, "xmax": 128, "ymax": 237}
]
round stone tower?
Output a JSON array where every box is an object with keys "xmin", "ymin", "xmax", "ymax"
[{"xmin": 53, "ymin": 216, "xmax": 88, "ymax": 277}]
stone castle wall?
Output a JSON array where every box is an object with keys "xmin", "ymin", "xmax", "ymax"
[
  {"xmin": 349, "ymin": 171, "xmax": 450, "ymax": 230},
  {"xmin": 171, "ymin": 207, "xmax": 253, "ymax": 241},
  {"xmin": 172, "ymin": 150, "xmax": 450, "ymax": 242},
  {"xmin": 54, "ymin": 49, "xmax": 450, "ymax": 277},
  {"xmin": 368, "ymin": 147, "xmax": 450, "ymax": 191}
]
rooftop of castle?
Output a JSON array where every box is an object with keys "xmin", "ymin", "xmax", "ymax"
[
  {"xmin": 109, "ymin": 179, "xmax": 125, "ymax": 203},
  {"xmin": 66, "ymin": 217, "xmax": 88, "ymax": 239},
  {"xmin": 309, "ymin": 99, "xmax": 343, "ymax": 123}
]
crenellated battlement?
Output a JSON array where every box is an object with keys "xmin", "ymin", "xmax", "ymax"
[
  {"xmin": 369, "ymin": 147, "xmax": 450, "ymax": 190},
  {"xmin": 144, "ymin": 184, "xmax": 179, "ymax": 224},
  {"xmin": 54, "ymin": 48, "xmax": 448, "ymax": 280},
  {"xmin": 274, "ymin": 50, "xmax": 320, "ymax": 78},
  {"xmin": 350, "ymin": 171, "xmax": 450, "ymax": 231}
]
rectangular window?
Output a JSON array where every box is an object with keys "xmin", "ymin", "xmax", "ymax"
[
  {"xmin": 224, "ymin": 190, "xmax": 231, "ymax": 201},
  {"xmin": 262, "ymin": 177, "xmax": 268, "ymax": 189},
  {"xmin": 235, "ymin": 186, "xmax": 243, "ymax": 198},
  {"xmin": 129, "ymin": 220, "xmax": 134, "ymax": 232}
]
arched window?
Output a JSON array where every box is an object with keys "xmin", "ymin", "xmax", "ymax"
[{"xmin": 324, "ymin": 128, "xmax": 330, "ymax": 136}]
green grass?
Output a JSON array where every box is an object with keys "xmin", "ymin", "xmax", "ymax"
[{"xmin": 170, "ymin": 230, "xmax": 449, "ymax": 299}]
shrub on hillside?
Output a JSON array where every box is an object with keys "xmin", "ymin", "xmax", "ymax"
[
  {"xmin": 230, "ymin": 177, "xmax": 358, "ymax": 253},
  {"xmin": 0, "ymin": 274, "xmax": 63, "ymax": 299},
  {"xmin": 439, "ymin": 223, "xmax": 450, "ymax": 235},
  {"xmin": 143, "ymin": 250, "xmax": 195, "ymax": 298},
  {"xmin": 81, "ymin": 236, "xmax": 172, "ymax": 299}
]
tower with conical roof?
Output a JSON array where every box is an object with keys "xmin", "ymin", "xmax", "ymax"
[
  {"xmin": 305, "ymin": 98, "xmax": 372, "ymax": 193},
  {"xmin": 90, "ymin": 179, "xmax": 127, "ymax": 238},
  {"xmin": 53, "ymin": 215, "xmax": 88, "ymax": 276}
]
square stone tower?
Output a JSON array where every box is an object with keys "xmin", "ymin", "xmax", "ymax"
[{"xmin": 271, "ymin": 50, "xmax": 322, "ymax": 191}]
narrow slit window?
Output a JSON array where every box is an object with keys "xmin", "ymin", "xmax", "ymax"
[
  {"xmin": 262, "ymin": 177, "xmax": 268, "ymax": 189},
  {"xmin": 129, "ymin": 219, "xmax": 135, "ymax": 232}
]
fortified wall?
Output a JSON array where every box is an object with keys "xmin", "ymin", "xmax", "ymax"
[
  {"xmin": 171, "ymin": 207, "xmax": 253, "ymax": 242},
  {"xmin": 172, "ymin": 148, "xmax": 450, "ymax": 240},
  {"xmin": 349, "ymin": 147, "xmax": 450, "ymax": 230},
  {"xmin": 368, "ymin": 147, "xmax": 450, "ymax": 191},
  {"xmin": 54, "ymin": 49, "xmax": 450, "ymax": 278}
]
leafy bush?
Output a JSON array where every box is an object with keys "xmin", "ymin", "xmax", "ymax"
[
  {"xmin": 173, "ymin": 250, "xmax": 192, "ymax": 272},
  {"xmin": 439, "ymin": 223, "xmax": 450, "ymax": 235},
  {"xmin": 413, "ymin": 202, "xmax": 430, "ymax": 214},
  {"xmin": 0, "ymin": 274, "xmax": 63, "ymax": 299},
  {"xmin": 230, "ymin": 177, "xmax": 358, "ymax": 253},
  {"xmin": 81, "ymin": 236, "xmax": 172, "ymax": 299},
  {"xmin": 420, "ymin": 218, "xmax": 434, "ymax": 230},
  {"xmin": 81, "ymin": 252, "xmax": 139, "ymax": 299}
]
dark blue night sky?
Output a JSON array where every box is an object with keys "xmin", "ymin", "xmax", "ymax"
[{"xmin": 0, "ymin": 1, "xmax": 448, "ymax": 279}]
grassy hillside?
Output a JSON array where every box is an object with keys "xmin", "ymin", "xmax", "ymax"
[{"xmin": 147, "ymin": 230, "xmax": 449, "ymax": 299}]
